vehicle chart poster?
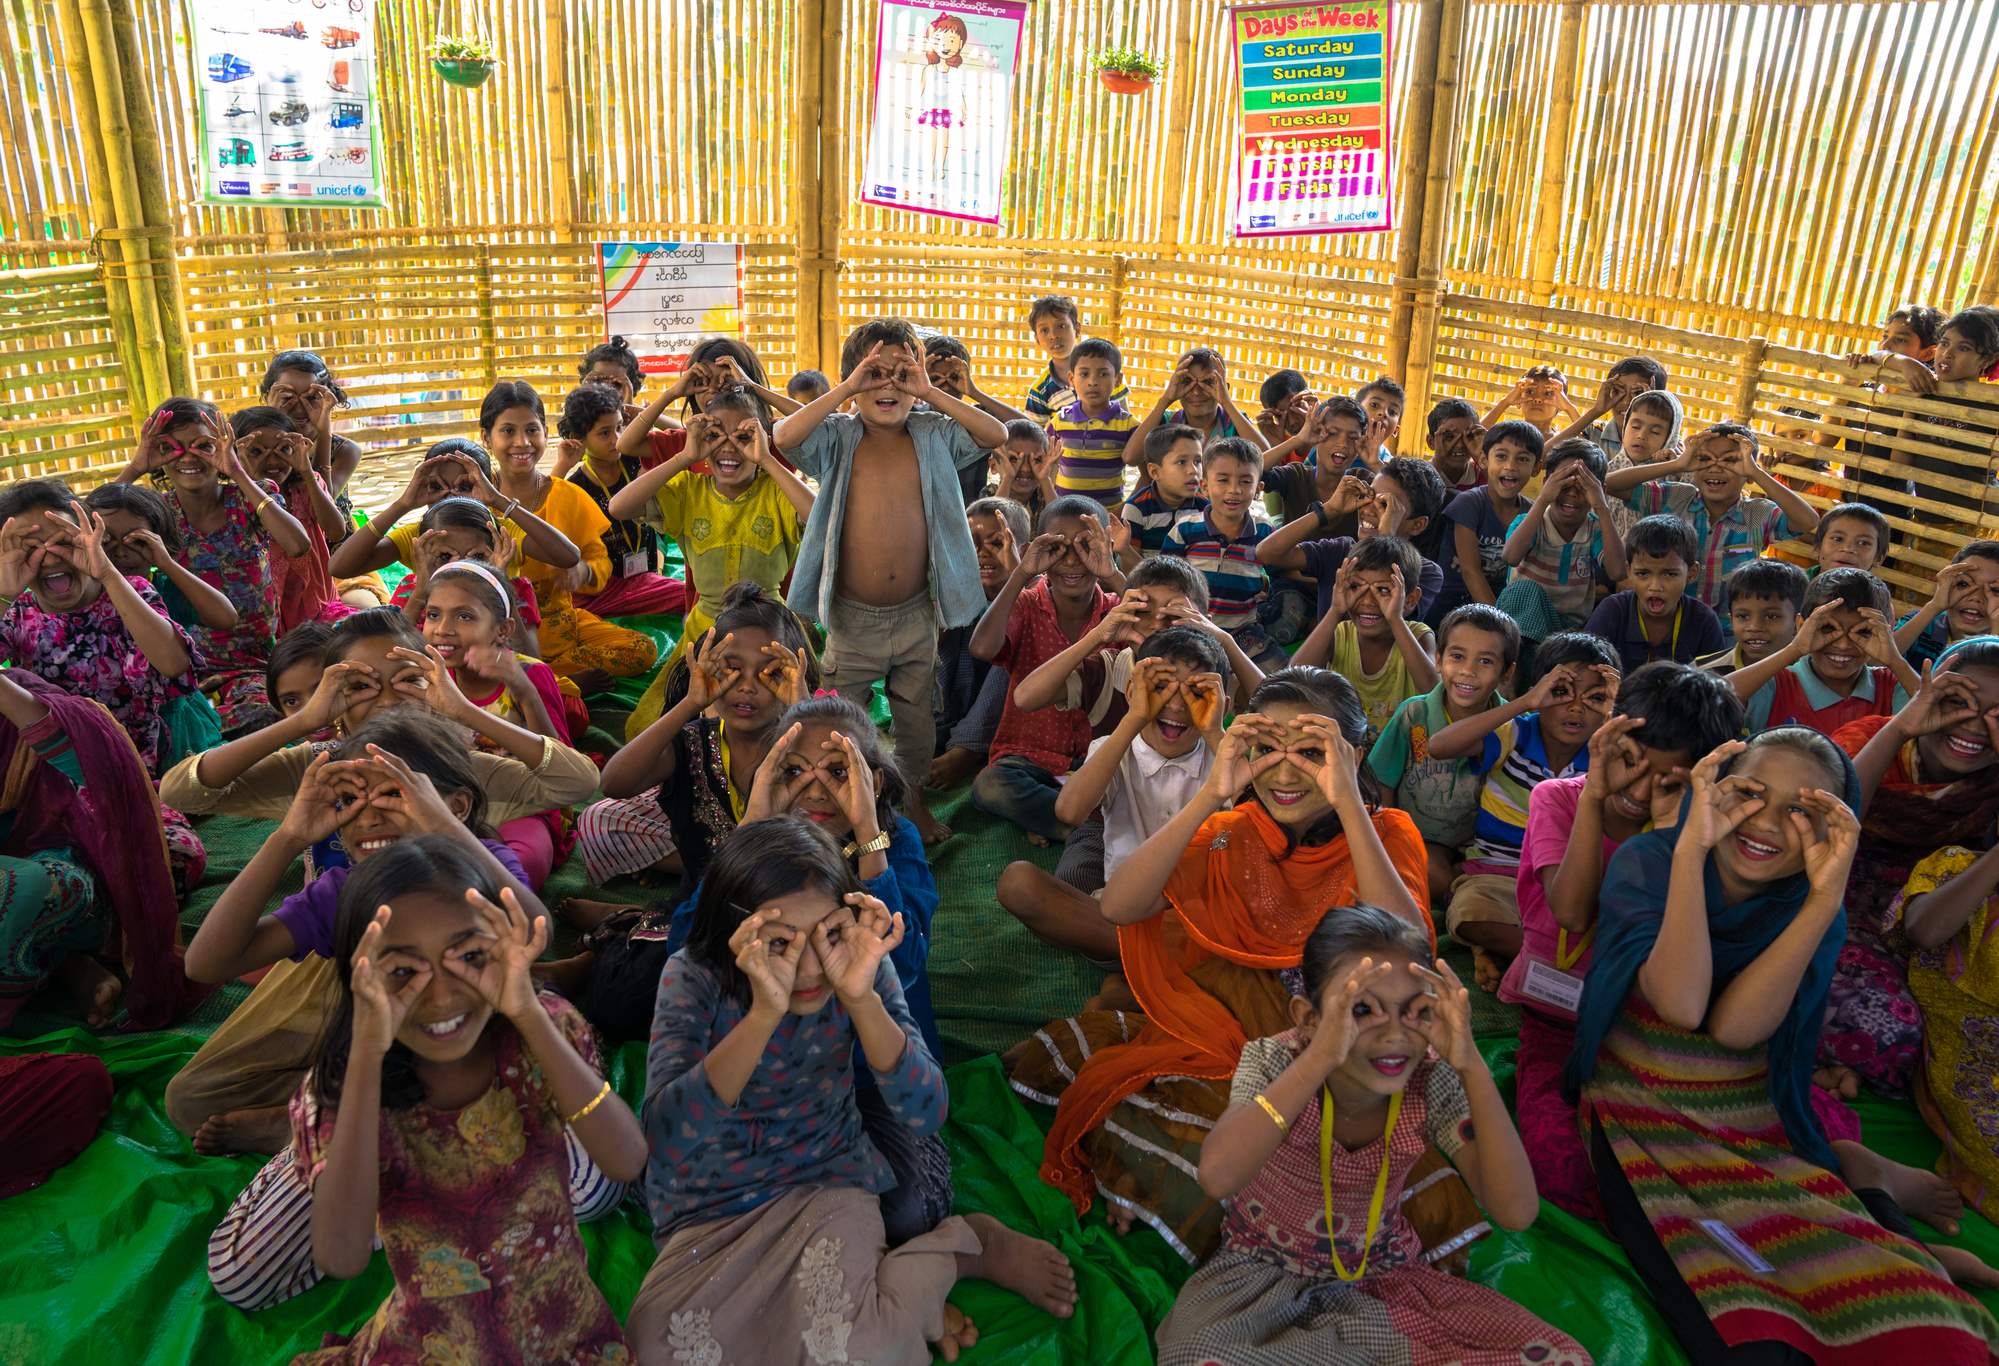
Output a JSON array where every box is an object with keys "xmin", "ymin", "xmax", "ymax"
[
  {"xmin": 1230, "ymin": 2, "xmax": 1394, "ymax": 237},
  {"xmin": 597, "ymin": 243, "xmax": 745, "ymax": 376},
  {"xmin": 861, "ymin": 0, "xmax": 1028, "ymax": 225},
  {"xmin": 192, "ymin": 0, "xmax": 383, "ymax": 207}
]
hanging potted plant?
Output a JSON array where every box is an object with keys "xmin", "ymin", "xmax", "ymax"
[
  {"xmin": 1093, "ymin": 46, "xmax": 1164, "ymax": 95},
  {"xmin": 428, "ymin": 34, "xmax": 497, "ymax": 88}
]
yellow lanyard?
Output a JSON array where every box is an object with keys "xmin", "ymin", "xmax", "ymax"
[
  {"xmin": 1319, "ymin": 1084, "xmax": 1404, "ymax": 1281},
  {"xmin": 1555, "ymin": 926, "xmax": 1594, "ymax": 971}
]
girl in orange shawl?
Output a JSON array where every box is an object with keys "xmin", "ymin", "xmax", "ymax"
[{"xmin": 1010, "ymin": 667, "xmax": 1436, "ymax": 1262}]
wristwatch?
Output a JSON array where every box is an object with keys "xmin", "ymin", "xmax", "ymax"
[
  {"xmin": 1311, "ymin": 499, "xmax": 1329, "ymax": 531},
  {"xmin": 844, "ymin": 830, "xmax": 893, "ymax": 858}
]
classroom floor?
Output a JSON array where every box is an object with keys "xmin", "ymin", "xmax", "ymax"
[{"xmin": 2, "ymin": 603, "xmax": 1996, "ymax": 1363}]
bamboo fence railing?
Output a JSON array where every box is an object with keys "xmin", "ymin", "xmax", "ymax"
[{"xmin": 0, "ymin": 0, "xmax": 1994, "ymax": 601}]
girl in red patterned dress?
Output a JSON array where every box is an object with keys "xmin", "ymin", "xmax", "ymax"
[{"xmin": 293, "ymin": 835, "xmax": 644, "ymax": 1364}]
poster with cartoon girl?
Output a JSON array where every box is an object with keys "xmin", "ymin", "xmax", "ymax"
[{"xmin": 861, "ymin": 0, "xmax": 1027, "ymax": 223}]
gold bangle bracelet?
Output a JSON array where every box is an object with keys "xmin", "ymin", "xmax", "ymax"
[
  {"xmin": 1252, "ymin": 1092, "xmax": 1288, "ymax": 1133},
  {"xmin": 564, "ymin": 1078, "xmax": 612, "ymax": 1127}
]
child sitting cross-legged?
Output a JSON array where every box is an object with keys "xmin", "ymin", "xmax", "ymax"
[
  {"xmin": 1367, "ymin": 604, "xmax": 1519, "ymax": 906},
  {"xmin": 282, "ymin": 837, "xmax": 646, "ymax": 1361},
  {"xmin": 1897, "ymin": 540, "xmax": 1999, "ymax": 669},
  {"xmin": 1154, "ymin": 904, "xmax": 1588, "ymax": 1366},
  {"xmin": 1164, "ymin": 437, "xmax": 1292, "ymax": 667},
  {"xmin": 928, "ymin": 495, "xmax": 1029, "ymax": 792},
  {"xmin": 625, "ymin": 818, "xmax": 1077, "ymax": 1363},
  {"xmin": 1429, "ymin": 419, "xmax": 1544, "ymax": 624},
  {"xmin": 1292, "ymin": 535, "xmax": 1438, "ymax": 739},
  {"xmin": 1814, "ymin": 501, "xmax": 1891, "ymax": 576},
  {"xmin": 1726, "ymin": 567, "xmax": 1918, "ymax": 734},
  {"xmin": 995, "ymin": 624, "xmax": 1227, "ymax": 968},
  {"xmin": 1256, "ymin": 455, "xmax": 1450, "ymax": 619},
  {"xmin": 1584, "ymin": 515, "xmax": 1726, "ymax": 674},
  {"xmin": 1604, "ymin": 421, "xmax": 1821, "ymax": 622},
  {"xmin": 1697, "ymin": 558, "xmax": 1806, "ymax": 675},
  {"xmin": 1495, "ymin": 437, "xmax": 1626, "ymax": 646},
  {"xmin": 1118, "ymin": 423, "xmax": 1207, "ymax": 565},
  {"xmin": 968, "ymin": 496, "xmax": 1122, "ymax": 844},
  {"xmin": 1425, "ymin": 631, "xmax": 1623, "ymax": 991}
]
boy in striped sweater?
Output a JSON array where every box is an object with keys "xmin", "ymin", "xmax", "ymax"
[
  {"xmin": 1163, "ymin": 437, "xmax": 1290, "ymax": 670},
  {"xmin": 1048, "ymin": 338, "xmax": 1139, "ymax": 509}
]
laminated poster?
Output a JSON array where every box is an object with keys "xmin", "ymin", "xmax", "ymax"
[
  {"xmin": 192, "ymin": 0, "xmax": 382, "ymax": 207},
  {"xmin": 1231, "ymin": 1, "xmax": 1394, "ymax": 237},
  {"xmin": 597, "ymin": 243, "xmax": 745, "ymax": 376},
  {"xmin": 861, "ymin": 0, "xmax": 1028, "ymax": 225}
]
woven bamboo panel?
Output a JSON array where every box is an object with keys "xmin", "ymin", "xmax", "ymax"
[{"xmin": 0, "ymin": 265, "xmax": 134, "ymax": 479}]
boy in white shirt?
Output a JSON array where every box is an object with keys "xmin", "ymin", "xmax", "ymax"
[{"xmin": 994, "ymin": 624, "xmax": 1227, "ymax": 965}]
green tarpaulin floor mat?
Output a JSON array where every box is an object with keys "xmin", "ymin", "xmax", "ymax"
[{"xmin": 7, "ymin": 658, "xmax": 1999, "ymax": 1358}]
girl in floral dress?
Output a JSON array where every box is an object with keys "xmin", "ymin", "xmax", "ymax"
[
  {"xmin": 1157, "ymin": 903, "xmax": 1588, "ymax": 1366},
  {"xmin": 0, "ymin": 479, "xmax": 209, "ymax": 904},
  {"xmin": 626, "ymin": 817, "xmax": 1077, "ymax": 1365},
  {"xmin": 114, "ymin": 398, "xmax": 311, "ymax": 735},
  {"xmin": 294, "ymin": 834, "xmax": 644, "ymax": 1364},
  {"xmin": 231, "ymin": 404, "xmax": 355, "ymax": 634}
]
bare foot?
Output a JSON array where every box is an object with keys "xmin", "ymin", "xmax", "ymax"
[
  {"xmin": 56, "ymin": 955, "xmax": 121, "ymax": 1027},
  {"xmin": 1814, "ymin": 1065, "xmax": 1861, "ymax": 1100},
  {"xmin": 1930, "ymin": 1243, "xmax": 1999, "ymax": 1290},
  {"xmin": 192, "ymin": 1105, "xmax": 290, "ymax": 1156},
  {"xmin": 912, "ymin": 809, "xmax": 953, "ymax": 846},
  {"xmin": 929, "ymin": 1302, "xmax": 980, "ymax": 1362},
  {"xmin": 1836, "ymin": 1143, "xmax": 1963, "ymax": 1235},
  {"xmin": 1083, "ymin": 973, "xmax": 1140, "ymax": 1014},
  {"xmin": 1471, "ymin": 946, "xmax": 1503, "ymax": 994},
  {"xmin": 531, "ymin": 952, "xmax": 596, "ymax": 998},
  {"xmin": 569, "ymin": 668, "xmax": 615, "ymax": 696},
  {"xmin": 1026, "ymin": 832, "xmax": 1051, "ymax": 848},
  {"xmin": 1106, "ymin": 1203, "xmax": 1136, "ymax": 1235},
  {"xmin": 960, "ymin": 1213, "xmax": 1077, "ymax": 1317},
  {"xmin": 926, "ymin": 748, "xmax": 981, "ymax": 791},
  {"xmin": 558, "ymin": 897, "xmax": 638, "ymax": 932}
]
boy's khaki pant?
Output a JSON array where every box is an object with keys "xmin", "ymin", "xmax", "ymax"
[{"xmin": 822, "ymin": 592, "xmax": 940, "ymax": 795}]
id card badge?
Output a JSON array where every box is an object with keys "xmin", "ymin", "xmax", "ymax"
[
  {"xmin": 1519, "ymin": 958, "xmax": 1585, "ymax": 1017},
  {"xmin": 620, "ymin": 551, "xmax": 648, "ymax": 579}
]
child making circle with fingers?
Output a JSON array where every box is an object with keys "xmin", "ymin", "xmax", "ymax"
[
  {"xmin": 115, "ymin": 399, "xmax": 311, "ymax": 733},
  {"xmin": 0, "ymin": 481, "xmax": 210, "ymax": 897},
  {"xmin": 1570, "ymin": 731, "xmax": 1999, "ymax": 1360},
  {"xmin": 295, "ymin": 836, "xmax": 644, "ymax": 1362},
  {"xmin": 408, "ymin": 558, "xmax": 579, "ymax": 886},
  {"xmin": 626, "ymin": 817, "xmax": 1077, "ymax": 1365},
  {"xmin": 576, "ymin": 581, "xmax": 815, "ymax": 887},
  {"xmin": 230, "ymin": 405, "xmax": 354, "ymax": 633},
  {"xmin": 1156, "ymin": 904, "xmax": 1588, "ymax": 1366},
  {"xmin": 1013, "ymin": 669, "xmax": 1445, "ymax": 1261}
]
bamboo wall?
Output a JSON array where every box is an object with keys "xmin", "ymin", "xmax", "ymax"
[{"xmin": 1, "ymin": 0, "xmax": 1995, "ymax": 600}]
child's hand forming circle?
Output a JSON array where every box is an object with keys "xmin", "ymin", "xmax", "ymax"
[
  {"xmin": 1795, "ymin": 788, "xmax": 1859, "ymax": 895},
  {"xmin": 757, "ymin": 640, "xmax": 806, "ymax": 704},
  {"xmin": 1411, "ymin": 958, "xmax": 1479, "ymax": 1073},
  {"xmin": 730, "ymin": 907, "xmax": 807, "ymax": 1017},
  {"xmin": 824, "ymin": 730, "xmax": 881, "ymax": 838},
  {"xmin": 686, "ymin": 630, "xmax": 741, "ymax": 711},
  {"xmin": 816, "ymin": 893, "xmax": 906, "ymax": 1005},
  {"xmin": 1127, "ymin": 656, "xmax": 1181, "ymax": 723},
  {"xmin": 742, "ymin": 722, "xmax": 809, "ymax": 823},
  {"xmin": 1183, "ymin": 671, "xmax": 1226, "ymax": 738},
  {"xmin": 351, "ymin": 906, "xmax": 429, "ymax": 1058},
  {"xmin": 1302, "ymin": 955, "xmax": 1394, "ymax": 1072},
  {"xmin": 1675, "ymin": 741, "xmax": 1759, "ymax": 853},
  {"xmin": 447, "ymin": 885, "xmax": 550, "ymax": 1023}
]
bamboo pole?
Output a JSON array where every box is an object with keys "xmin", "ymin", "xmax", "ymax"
[
  {"xmin": 542, "ymin": 0, "xmax": 574, "ymax": 239},
  {"xmin": 793, "ymin": 0, "xmax": 825, "ymax": 371},
  {"xmin": 64, "ymin": 0, "xmax": 168, "ymax": 411},
  {"xmin": 1394, "ymin": 0, "xmax": 1468, "ymax": 441},
  {"xmin": 815, "ymin": 0, "xmax": 844, "ymax": 367},
  {"xmin": 1153, "ymin": 0, "xmax": 1200, "ymax": 253},
  {"xmin": 1383, "ymin": 0, "xmax": 1452, "ymax": 394},
  {"xmin": 1731, "ymin": 337, "xmax": 1766, "ymax": 424},
  {"xmin": 46, "ymin": 0, "xmax": 149, "ymax": 424},
  {"xmin": 107, "ymin": 0, "xmax": 189, "ymax": 395},
  {"xmin": 1528, "ymin": 0, "xmax": 1584, "ymax": 305}
]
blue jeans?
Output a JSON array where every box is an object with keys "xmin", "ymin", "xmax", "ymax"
[{"xmin": 971, "ymin": 755, "xmax": 1067, "ymax": 840}]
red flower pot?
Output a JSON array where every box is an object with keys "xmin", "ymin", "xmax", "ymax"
[{"xmin": 1097, "ymin": 69, "xmax": 1155, "ymax": 95}]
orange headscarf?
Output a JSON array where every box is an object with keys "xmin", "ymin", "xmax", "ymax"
[{"xmin": 1040, "ymin": 800, "xmax": 1431, "ymax": 1210}]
